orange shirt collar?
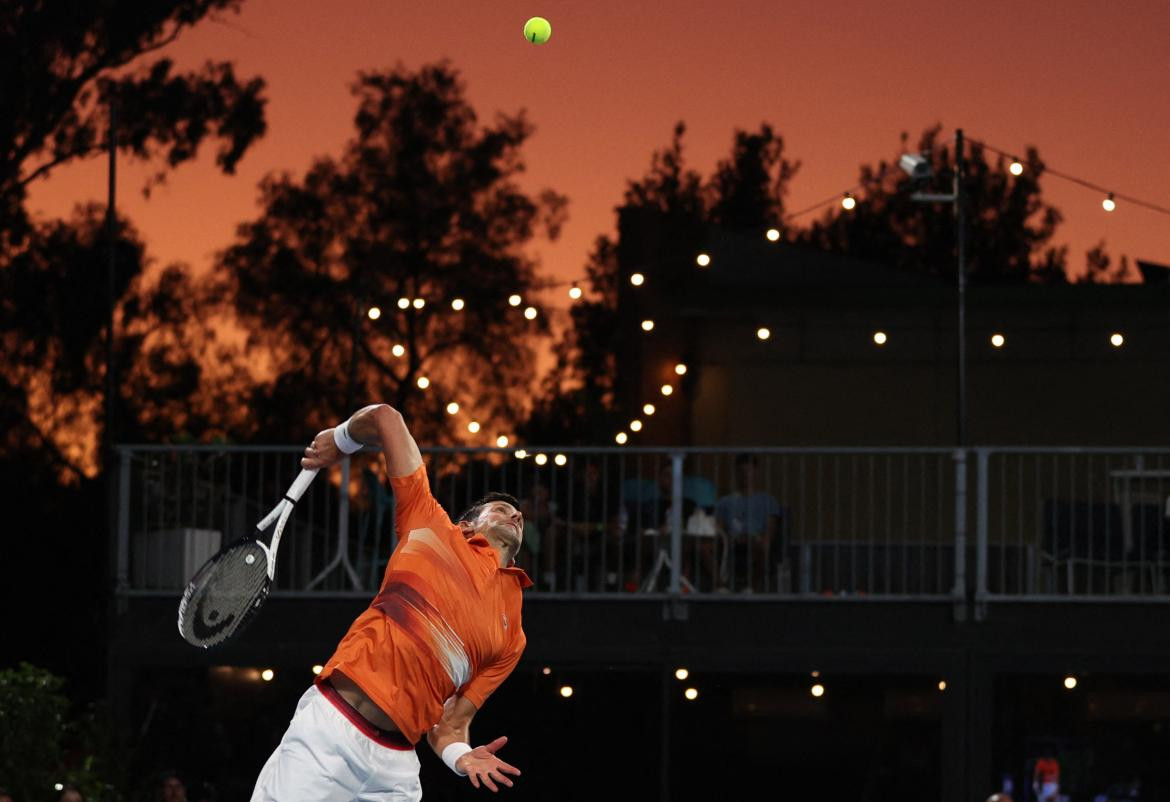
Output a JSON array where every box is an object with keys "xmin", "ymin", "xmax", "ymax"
[{"xmin": 466, "ymin": 534, "xmax": 535, "ymax": 589}]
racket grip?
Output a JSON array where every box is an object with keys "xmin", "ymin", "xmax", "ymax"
[{"xmin": 285, "ymin": 468, "xmax": 319, "ymax": 504}]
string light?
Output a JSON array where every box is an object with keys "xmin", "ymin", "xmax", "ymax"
[
  {"xmin": 524, "ymin": 306, "xmax": 538, "ymax": 320},
  {"xmin": 873, "ymin": 331, "xmax": 888, "ymax": 345},
  {"xmin": 1009, "ymin": 157, "xmax": 1023, "ymax": 176},
  {"xmin": 766, "ymin": 228, "xmax": 780, "ymax": 242},
  {"xmin": 367, "ymin": 307, "xmax": 381, "ymax": 320},
  {"xmin": 1102, "ymin": 192, "xmax": 1116, "ymax": 212},
  {"xmin": 938, "ymin": 680, "xmax": 947, "ymax": 691},
  {"xmin": 991, "ymin": 333, "xmax": 1005, "ymax": 348},
  {"xmin": 1110, "ymin": 332, "xmax": 1125, "ymax": 347},
  {"xmin": 467, "ymin": 420, "xmax": 480, "ymax": 433},
  {"xmin": 674, "ymin": 363, "xmax": 687, "ymax": 375},
  {"xmin": 811, "ymin": 683, "xmax": 825, "ymax": 698},
  {"xmin": 696, "ymin": 253, "xmax": 711, "ymax": 267},
  {"xmin": 568, "ymin": 283, "xmax": 583, "ymax": 300},
  {"xmin": 560, "ymin": 686, "xmax": 573, "ymax": 698},
  {"xmin": 416, "ymin": 376, "xmax": 430, "ymax": 389},
  {"xmin": 515, "ymin": 449, "xmax": 528, "ymax": 459},
  {"xmin": 643, "ymin": 403, "xmax": 656, "ymax": 416},
  {"xmin": 615, "ymin": 432, "xmax": 628, "ymax": 444},
  {"xmin": 508, "ymin": 294, "xmax": 522, "ymax": 307},
  {"xmin": 641, "ymin": 319, "xmax": 655, "ymax": 332},
  {"xmin": 446, "ymin": 401, "xmax": 459, "ymax": 414},
  {"xmin": 630, "ymin": 272, "xmax": 645, "ymax": 286},
  {"xmin": 630, "ymin": 419, "xmax": 642, "ymax": 432},
  {"xmin": 451, "ymin": 298, "xmax": 465, "ymax": 311},
  {"xmin": 412, "ymin": 298, "xmax": 425, "ymax": 310},
  {"xmin": 554, "ymin": 453, "xmax": 567, "ymax": 466},
  {"xmin": 392, "ymin": 344, "xmax": 405, "ymax": 358},
  {"xmin": 684, "ymin": 688, "xmax": 699, "ymax": 701},
  {"xmin": 261, "ymin": 669, "xmax": 275, "ymax": 682},
  {"xmin": 674, "ymin": 668, "xmax": 689, "ymax": 680},
  {"xmin": 660, "ymin": 384, "xmax": 673, "ymax": 396},
  {"xmin": 1063, "ymin": 675, "xmax": 1078, "ymax": 690},
  {"xmin": 841, "ymin": 193, "xmax": 856, "ymax": 210},
  {"xmin": 496, "ymin": 435, "xmax": 509, "ymax": 448},
  {"xmin": 312, "ymin": 664, "xmax": 323, "ymax": 675},
  {"xmin": 397, "ymin": 298, "xmax": 410, "ymax": 310},
  {"xmin": 534, "ymin": 453, "xmax": 548, "ymax": 465},
  {"xmin": 757, "ymin": 327, "xmax": 771, "ymax": 341}
]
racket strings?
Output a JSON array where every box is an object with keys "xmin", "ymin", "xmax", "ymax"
[{"xmin": 179, "ymin": 540, "xmax": 272, "ymax": 647}]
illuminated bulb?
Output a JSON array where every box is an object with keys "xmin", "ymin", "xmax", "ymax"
[
  {"xmin": 392, "ymin": 344, "xmax": 405, "ymax": 358},
  {"xmin": 467, "ymin": 421, "xmax": 480, "ymax": 434},
  {"xmin": 515, "ymin": 449, "xmax": 528, "ymax": 459},
  {"xmin": 312, "ymin": 665, "xmax": 323, "ymax": 675},
  {"xmin": 1064, "ymin": 675, "xmax": 1078, "ymax": 690},
  {"xmin": 675, "ymin": 668, "xmax": 689, "ymax": 680},
  {"xmin": 416, "ymin": 376, "xmax": 430, "ymax": 389},
  {"xmin": 841, "ymin": 193, "xmax": 856, "ymax": 210},
  {"xmin": 1110, "ymin": 332, "xmax": 1124, "ymax": 347},
  {"xmin": 412, "ymin": 298, "xmax": 425, "ymax": 309},
  {"xmin": 641, "ymin": 319, "xmax": 655, "ymax": 332},
  {"xmin": 55, "ymin": 784, "xmax": 64, "ymax": 792},
  {"xmin": 367, "ymin": 306, "xmax": 382, "ymax": 320},
  {"xmin": 674, "ymin": 363, "xmax": 687, "ymax": 375},
  {"xmin": 1009, "ymin": 158, "xmax": 1024, "ymax": 176},
  {"xmin": 630, "ymin": 272, "xmax": 645, "ymax": 286},
  {"xmin": 524, "ymin": 306, "xmax": 538, "ymax": 320},
  {"xmin": 446, "ymin": 401, "xmax": 459, "ymax": 414},
  {"xmin": 811, "ymin": 683, "xmax": 825, "ymax": 698},
  {"xmin": 451, "ymin": 298, "xmax": 465, "ymax": 311},
  {"xmin": 397, "ymin": 298, "xmax": 410, "ymax": 310},
  {"xmin": 660, "ymin": 384, "xmax": 673, "ymax": 396},
  {"xmin": 560, "ymin": 685, "xmax": 573, "ymax": 698},
  {"xmin": 615, "ymin": 432, "xmax": 628, "ymax": 445},
  {"xmin": 811, "ymin": 671, "xmax": 820, "ymax": 678},
  {"xmin": 873, "ymin": 331, "xmax": 888, "ymax": 345},
  {"xmin": 757, "ymin": 327, "xmax": 771, "ymax": 341},
  {"xmin": 535, "ymin": 453, "xmax": 548, "ymax": 466},
  {"xmin": 261, "ymin": 669, "xmax": 275, "ymax": 682},
  {"xmin": 1103, "ymin": 193, "xmax": 1116, "ymax": 212},
  {"xmin": 508, "ymin": 294, "xmax": 522, "ymax": 307},
  {"xmin": 766, "ymin": 228, "xmax": 780, "ymax": 242},
  {"xmin": 554, "ymin": 453, "xmax": 567, "ymax": 466},
  {"xmin": 541, "ymin": 667, "xmax": 551, "ymax": 675},
  {"xmin": 696, "ymin": 253, "xmax": 711, "ymax": 267},
  {"xmin": 568, "ymin": 283, "xmax": 583, "ymax": 300},
  {"xmin": 991, "ymin": 333, "xmax": 1005, "ymax": 348},
  {"xmin": 684, "ymin": 688, "xmax": 699, "ymax": 701},
  {"xmin": 496, "ymin": 435, "xmax": 509, "ymax": 448},
  {"xmin": 630, "ymin": 420, "xmax": 643, "ymax": 432},
  {"xmin": 643, "ymin": 403, "xmax": 656, "ymax": 416},
  {"xmin": 938, "ymin": 680, "xmax": 947, "ymax": 691}
]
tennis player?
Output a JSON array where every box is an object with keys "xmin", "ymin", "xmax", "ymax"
[{"xmin": 250, "ymin": 404, "xmax": 531, "ymax": 801}]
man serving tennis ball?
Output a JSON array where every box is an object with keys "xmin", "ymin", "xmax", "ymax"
[{"xmin": 250, "ymin": 404, "xmax": 531, "ymax": 801}]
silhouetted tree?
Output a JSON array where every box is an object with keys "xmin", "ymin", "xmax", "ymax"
[
  {"xmin": 1081, "ymin": 239, "xmax": 1132, "ymax": 283},
  {"xmin": 210, "ymin": 61, "xmax": 568, "ymax": 442},
  {"xmin": 798, "ymin": 126, "xmax": 1069, "ymax": 284}
]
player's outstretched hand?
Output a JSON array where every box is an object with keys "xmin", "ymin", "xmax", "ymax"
[
  {"xmin": 457, "ymin": 736, "xmax": 520, "ymax": 792},
  {"xmin": 301, "ymin": 429, "xmax": 343, "ymax": 470}
]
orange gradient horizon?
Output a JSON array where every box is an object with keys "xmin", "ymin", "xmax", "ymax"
[{"xmin": 28, "ymin": 0, "xmax": 1170, "ymax": 301}]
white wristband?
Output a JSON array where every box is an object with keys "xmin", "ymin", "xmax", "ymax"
[
  {"xmin": 442, "ymin": 741, "xmax": 473, "ymax": 776},
  {"xmin": 332, "ymin": 419, "xmax": 363, "ymax": 455}
]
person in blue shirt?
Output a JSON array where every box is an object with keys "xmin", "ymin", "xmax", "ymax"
[{"xmin": 715, "ymin": 454, "xmax": 782, "ymax": 592}]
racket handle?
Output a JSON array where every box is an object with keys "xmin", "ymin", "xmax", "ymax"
[{"xmin": 285, "ymin": 468, "xmax": 319, "ymax": 504}]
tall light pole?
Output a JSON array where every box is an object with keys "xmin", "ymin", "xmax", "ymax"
[{"xmin": 906, "ymin": 128, "xmax": 967, "ymax": 446}]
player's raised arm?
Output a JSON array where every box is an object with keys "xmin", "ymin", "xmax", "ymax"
[
  {"xmin": 301, "ymin": 404, "xmax": 422, "ymax": 478},
  {"xmin": 427, "ymin": 695, "xmax": 520, "ymax": 793}
]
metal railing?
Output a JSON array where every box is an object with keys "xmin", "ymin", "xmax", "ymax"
[
  {"xmin": 114, "ymin": 444, "xmax": 1170, "ymax": 603},
  {"xmin": 115, "ymin": 444, "xmax": 964, "ymax": 601}
]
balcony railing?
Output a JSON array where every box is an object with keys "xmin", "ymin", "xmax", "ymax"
[{"xmin": 114, "ymin": 445, "xmax": 1170, "ymax": 605}]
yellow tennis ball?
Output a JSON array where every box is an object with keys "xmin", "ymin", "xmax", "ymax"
[{"xmin": 523, "ymin": 17, "xmax": 551, "ymax": 45}]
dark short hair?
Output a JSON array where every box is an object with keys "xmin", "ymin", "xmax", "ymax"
[{"xmin": 457, "ymin": 492, "xmax": 521, "ymax": 524}]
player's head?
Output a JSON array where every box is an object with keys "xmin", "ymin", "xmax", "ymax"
[
  {"xmin": 457, "ymin": 492, "xmax": 524, "ymax": 551},
  {"xmin": 735, "ymin": 453, "xmax": 760, "ymax": 486}
]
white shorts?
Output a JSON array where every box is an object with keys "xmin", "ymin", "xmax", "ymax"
[{"xmin": 251, "ymin": 684, "xmax": 422, "ymax": 802}]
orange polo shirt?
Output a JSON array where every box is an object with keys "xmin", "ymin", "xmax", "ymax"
[{"xmin": 318, "ymin": 464, "xmax": 532, "ymax": 744}]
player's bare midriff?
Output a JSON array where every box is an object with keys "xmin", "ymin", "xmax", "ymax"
[{"xmin": 328, "ymin": 670, "xmax": 405, "ymax": 734}]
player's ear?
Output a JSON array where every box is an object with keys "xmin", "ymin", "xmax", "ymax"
[{"xmin": 457, "ymin": 519, "xmax": 475, "ymax": 538}]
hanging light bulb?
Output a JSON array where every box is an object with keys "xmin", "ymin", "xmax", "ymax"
[
  {"xmin": 524, "ymin": 306, "xmax": 538, "ymax": 320},
  {"xmin": 630, "ymin": 272, "xmax": 645, "ymax": 286},
  {"xmin": 451, "ymin": 298, "xmax": 465, "ymax": 311},
  {"xmin": 446, "ymin": 401, "xmax": 459, "ymax": 414},
  {"xmin": 467, "ymin": 420, "xmax": 481, "ymax": 433},
  {"xmin": 416, "ymin": 376, "xmax": 430, "ymax": 389},
  {"xmin": 630, "ymin": 419, "xmax": 643, "ymax": 432},
  {"xmin": 568, "ymin": 283, "xmax": 583, "ymax": 300},
  {"xmin": 392, "ymin": 344, "xmax": 405, "ymax": 358},
  {"xmin": 841, "ymin": 193, "xmax": 856, "ymax": 211},
  {"xmin": 757, "ymin": 327, "xmax": 771, "ymax": 341},
  {"xmin": 766, "ymin": 228, "xmax": 780, "ymax": 242},
  {"xmin": 641, "ymin": 319, "xmax": 655, "ymax": 332},
  {"xmin": 508, "ymin": 294, "xmax": 522, "ymax": 306},
  {"xmin": 397, "ymin": 298, "xmax": 410, "ymax": 310},
  {"xmin": 615, "ymin": 432, "xmax": 628, "ymax": 445},
  {"xmin": 674, "ymin": 363, "xmax": 687, "ymax": 376},
  {"xmin": 412, "ymin": 298, "xmax": 425, "ymax": 310},
  {"xmin": 1009, "ymin": 157, "xmax": 1024, "ymax": 176},
  {"xmin": 367, "ymin": 306, "xmax": 382, "ymax": 320},
  {"xmin": 496, "ymin": 435, "xmax": 510, "ymax": 448},
  {"xmin": 696, "ymin": 253, "xmax": 711, "ymax": 267},
  {"xmin": 1102, "ymin": 193, "xmax": 1116, "ymax": 212},
  {"xmin": 643, "ymin": 403, "xmax": 656, "ymax": 416},
  {"xmin": 660, "ymin": 384, "xmax": 673, "ymax": 396}
]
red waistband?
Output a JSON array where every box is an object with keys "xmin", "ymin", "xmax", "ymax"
[{"xmin": 317, "ymin": 678, "xmax": 414, "ymax": 751}]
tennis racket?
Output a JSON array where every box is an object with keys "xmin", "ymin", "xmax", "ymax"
[{"xmin": 178, "ymin": 467, "xmax": 319, "ymax": 648}]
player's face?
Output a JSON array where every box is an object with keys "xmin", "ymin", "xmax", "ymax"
[{"xmin": 478, "ymin": 501, "xmax": 524, "ymax": 546}]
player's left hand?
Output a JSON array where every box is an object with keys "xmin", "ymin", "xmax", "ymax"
[
  {"xmin": 301, "ymin": 428, "xmax": 343, "ymax": 470},
  {"xmin": 457, "ymin": 736, "xmax": 520, "ymax": 792}
]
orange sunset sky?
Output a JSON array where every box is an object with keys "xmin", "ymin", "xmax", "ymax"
[{"xmin": 28, "ymin": 0, "xmax": 1170, "ymax": 307}]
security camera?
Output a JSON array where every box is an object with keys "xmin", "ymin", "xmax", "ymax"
[{"xmin": 899, "ymin": 153, "xmax": 933, "ymax": 180}]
